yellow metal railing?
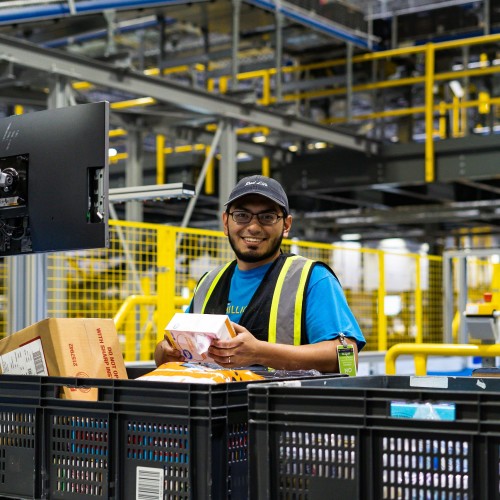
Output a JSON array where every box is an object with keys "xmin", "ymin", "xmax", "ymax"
[
  {"xmin": 385, "ymin": 343, "xmax": 500, "ymax": 375},
  {"xmin": 2, "ymin": 220, "xmax": 494, "ymax": 361},
  {"xmin": 95, "ymin": 34, "xmax": 500, "ymax": 185}
]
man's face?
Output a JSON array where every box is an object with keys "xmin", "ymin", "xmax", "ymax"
[{"xmin": 223, "ymin": 194, "xmax": 292, "ymax": 269}]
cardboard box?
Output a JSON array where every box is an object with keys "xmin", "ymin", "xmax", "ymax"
[
  {"xmin": 165, "ymin": 313, "xmax": 236, "ymax": 363},
  {"xmin": 0, "ymin": 318, "xmax": 128, "ymax": 400}
]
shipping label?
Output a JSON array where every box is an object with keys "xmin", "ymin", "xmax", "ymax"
[{"xmin": 0, "ymin": 338, "xmax": 49, "ymax": 375}]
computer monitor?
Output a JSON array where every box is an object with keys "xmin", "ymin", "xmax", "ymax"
[{"xmin": 0, "ymin": 102, "xmax": 109, "ymax": 256}]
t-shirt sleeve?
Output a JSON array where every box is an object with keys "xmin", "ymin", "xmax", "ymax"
[{"xmin": 305, "ymin": 265, "xmax": 366, "ymax": 351}]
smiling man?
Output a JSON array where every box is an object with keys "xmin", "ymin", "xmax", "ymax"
[{"xmin": 154, "ymin": 175, "xmax": 365, "ymax": 373}]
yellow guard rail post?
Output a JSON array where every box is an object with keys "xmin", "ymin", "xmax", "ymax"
[{"xmin": 385, "ymin": 343, "xmax": 500, "ymax": 375}]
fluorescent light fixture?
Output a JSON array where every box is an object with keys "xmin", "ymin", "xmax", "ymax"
[
  {"xmin": 341, "ymin": 233, "xmax": 361, "ymax": 241},
  {"xmin": 469, "ymin": 60, "xmax": 489, "ymax": 69},
  {"xmin": 380, "ymin": 238, "xmax": 406, "ymax": 249},
  {"xmin": 471, "ymin": 125, "xmax": 500, "ymax": 134},
  {"xmin": 384, "ymin": 295, "xmax": 402, "ymax": 316},
  {"xmin": 288, "ymin": 145, "xmax": 298, "ymax": 152},
  {"xmin": 236, "ymin": 152, "xmax": 251, "ymax": 161},
  {"xmin": 314, "ymin": 142, "xmax": 327, "ymax": 149},
  {"xmin": 449, "ymin": 80, "xmax": 464, "ymax": 98},
  {"xmin": 252, "ymin": 135, "xmax": 267, "ymax": 143}
]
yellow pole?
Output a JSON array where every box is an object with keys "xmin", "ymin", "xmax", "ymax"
[
  {"xmin": 262, "ymin": 156, "xmax": 270, "ymax": 177},
  {"xmin": 14, "ymin": 105, "xmax": 23, "ymax": 115},
  {"xmin": 140, "ymin": 276, "xmax": 152, "ymax": 361},
  {"xmin": 478, "ymin": 91, "xmax": 490, "ymax": 114},
  {"xmin": 438, "ymin": 101, "xmax": 447, "ymax": 139},
  {"xmin": 378, "ymin": 250, "xmax": 387, "ymax": 351},
  {"xmin": 156, "ymin": 134, "xmax": 165, "ymax": 185},
  {"xmin": 452, "ymin": 96, "xmax": 460, "ymax": 137},
  {"xmin": 414, "ymin": 354, "xmax": 428, "ymax": 375},
  {"xmin": 156, "ymin": 226, "xmax": 176, "ymax": 342},
  {"xmin": 262, "ymin": 72, "xmax": 271, "ymax": 106},
  {"xmin": 415, "ymin": 255, "xmax": 423, "ymax": 344},
  {"xmin": 425, "ymin": 43, "xmax": 435, "ymax": 182},
  {"xmin": 219, "ymin": 77, "xmax": 228, "ymax": 94},
  {"xmin": 205, "ymin": 145, "xmax": 215, "ymax": 195}
]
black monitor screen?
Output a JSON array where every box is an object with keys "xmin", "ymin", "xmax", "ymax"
[{"xmin": 0, "ymin": 102, "xmax": 109, "ymax": 256}]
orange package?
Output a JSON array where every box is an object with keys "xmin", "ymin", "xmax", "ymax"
[{"xmin": 137, "ymin": 362, "xmax": 264, "ymax": 384}]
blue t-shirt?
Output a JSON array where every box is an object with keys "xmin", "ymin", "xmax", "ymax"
[{"xmin": 225, "ymin": 262, "xmax": 366, "ymax": 351}]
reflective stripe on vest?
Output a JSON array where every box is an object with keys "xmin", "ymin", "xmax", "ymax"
[
  {"xmin": 192, "ymin": 261, "xmax": 233, "ymax": 314},
  {"xmin": 268, "ymin": 256, "xmax": 314, "ymax": 345}
]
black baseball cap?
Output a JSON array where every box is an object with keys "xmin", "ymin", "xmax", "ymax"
[{"xmin": 225, "ymin": 175, "xmax": 289, "ymax": 214}]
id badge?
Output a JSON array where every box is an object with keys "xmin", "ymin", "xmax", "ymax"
[{"xmin": 337, "ymin": 345, "xmax": 357, "ymax": 376}]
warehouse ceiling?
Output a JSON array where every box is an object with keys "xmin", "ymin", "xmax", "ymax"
[{"xmin": 0, "ymin": 0, "xmax": 498, "ymax": 247}]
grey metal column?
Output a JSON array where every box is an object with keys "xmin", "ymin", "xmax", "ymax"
[
  {"xmin": 275, "ymin": 1, "xmax": 284, "ymax": 103},
  {"xmin": 346, "ymin": 42, "xmax": 353, "ymax": 122},
  {"xmin": 457, "ymin": 256, "xmax": 468, "ymax": 343},
  {"xmin": 103, "ymin": 9, "xmax": 117, "ymax": 56},
  {"xmin": 484, "ymin": 0, "xmax": 490, "ymax": 35},
  {"xmin": 218, "ymin": 120, "xmax": 238, "ymax": 228},
  {"xmin": 391, "ymin": 15, "xmax": 398, "ymax": 49},
  {"xmin": 463, "ymin": 45, "xmax": 470, "ymax": 137},
  {"xmin": 7, "ymin": 257, "xmax": 26, "ymax": 333},
  {"xmin": 231, "ymin": 0, "xmax": 241, "ymax": 90},
  {"xmin": 46, "ymin": 75, "xmax": 77, "ymax": 108},
  {"xmin": 443, "ymin": 251, "xmax": 454, "ymax": 343},
  {"xmin": 181, "ymin": 122, "xmax": 224, "ymax": 228},
  {"xmin": 125, "ymin": 128, "xmax": 144, "ymax": 222}
]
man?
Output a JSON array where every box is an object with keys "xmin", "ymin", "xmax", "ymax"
[{"xmin": 155, "ymin": 175, "xmax": 365, "ymax": 372}]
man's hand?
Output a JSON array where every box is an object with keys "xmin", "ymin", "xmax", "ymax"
[
  {"xmin": 210, "ymin": 323, "xmax": 358, "ymax": 372},
  {"xmin": 154, "ymin": 336, "xmax": 184, "ymax": 366},
  {"xmin": 208, "ymin": 323, "xmax": 262, "ymax": 367}
]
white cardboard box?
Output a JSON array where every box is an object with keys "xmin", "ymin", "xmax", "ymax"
[{"xmin": 165, "ymin": 313, "xmax": 236, "ymax": 363}]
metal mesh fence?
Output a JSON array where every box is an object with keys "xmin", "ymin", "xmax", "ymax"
[{"xmin": 1, "ymin": 220, "xmax": 449, "ymax": 360}]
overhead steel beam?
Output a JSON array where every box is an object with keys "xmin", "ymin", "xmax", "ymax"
[
  {"xmin": 0, "ymin": 34, "xmax": 378, "ymax": 153},
  {"xmin": 0, "ymin": 0, "xmax": 207, "ymax": 25},
  {"xmin": 305, "ymin": 198, "xmax": 500, "ymax": 227},
  {"xmin": 244, "ymin": 0, "xmax": 380, "ymax": 50}
]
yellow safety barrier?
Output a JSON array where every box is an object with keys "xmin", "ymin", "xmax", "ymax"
[
  {"xmin": 2, "ymin": 220, "xmax": 493, "ymax": 361},
  {"xmin": 113, "ymin": 293, "xmax": 190, "ymax": 361},
  {"xmin": 114, "ymin": 294, "xmax": 158, "ymax": 330},
  {"xmin": 385, "ymin": 342, "xmax": 500, "ymax": 375}
]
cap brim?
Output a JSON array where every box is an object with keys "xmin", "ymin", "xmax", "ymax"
[{"xmin": 225, "ymin": 191, "xmax": 287, "ymax": 210}]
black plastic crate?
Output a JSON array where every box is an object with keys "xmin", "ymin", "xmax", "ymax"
[
  {"xmin": 248, "ymin": 375, "xmax": 500, "ymax": 500},
  {"xmin": 0, "ymin": 370, "xmax": 339, "ymax": 499},
  {"xmin": 46, "ymin": 409, "xmax": 113, "ymax": 498},
  {"xmin": 0, "ymin": 375, "xmax": 43, "ymax": 499},
  {"xmin": 0, "ymin": 374, "xmax": 116, "ymax": 500},
  {"xmin": 113, "ymin": 377, "xmax": 251, "ymax": 500}
]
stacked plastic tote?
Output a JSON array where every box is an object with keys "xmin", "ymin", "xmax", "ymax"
[{"xmin": 248, "ymin": 375, "xmax": 500, "ymax": 499}]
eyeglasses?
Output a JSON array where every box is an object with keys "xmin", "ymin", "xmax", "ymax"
[{"xmin": 228, "ymin": 210, "xmax": 284, "ymax": 226}]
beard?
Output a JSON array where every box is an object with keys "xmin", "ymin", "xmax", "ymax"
[{"xmin": 228, "ymin": 231, "xmax": 284, "ymax": 264}]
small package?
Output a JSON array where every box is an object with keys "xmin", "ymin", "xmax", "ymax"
[
  {"xmin": 137, "ymin": 361, "xmax": 265, "ymax": 384},
  {"xmin": 165, "ymin": 313, "xmax": 236, "ymax": 363}
]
